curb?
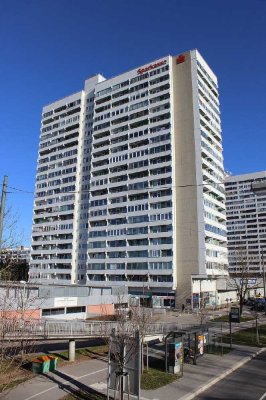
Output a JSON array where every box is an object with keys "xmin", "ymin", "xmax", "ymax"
[{"xmin": 179, "ymin": 347, "xmax": 266, "ymax": 400}]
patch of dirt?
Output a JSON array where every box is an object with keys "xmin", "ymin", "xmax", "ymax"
[{"xmin": 0, "ymin": 362, "xmax": 35, "ymax": 393}]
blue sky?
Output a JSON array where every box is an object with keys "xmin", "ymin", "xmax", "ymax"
[{"xmin": 0, "ymin": 0, "xmax": 265, "ymax": 245}]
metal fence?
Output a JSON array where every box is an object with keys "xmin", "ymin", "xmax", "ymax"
[
  {"xmin": 0, "ymin": 319, "xmax": 181, "ymax": 340},
  {"xmin": 1, "ymin": 317, "xmax": 264, "ymax": 344}
]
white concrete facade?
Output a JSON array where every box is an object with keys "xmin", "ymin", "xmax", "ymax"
[
  {"xmin": 225, "ymin": 171, "xmax": 266, "ymax": 274},
  {"xmin": 30, "ymin": 50, "xmax": 228, "ymax": 307}
]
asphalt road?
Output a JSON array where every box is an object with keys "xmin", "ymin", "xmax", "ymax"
[{"xmin": 195, "ymin": 349, "xmax": 266, "ymax": 400}]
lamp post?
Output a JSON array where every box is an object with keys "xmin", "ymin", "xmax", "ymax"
[
  {"xmin": 198, "ymin": 279, "xmax": 202, "ymax": 310},
  {"xmin": 225, "ymin": 298, "xmax": 232, "ymax": 315},
  {"xmin": 252, "ymin": 185, "xmax": 266, "ymax": 314},
  {"xmin": 19, "ymin": 280, "xmax": 27, "ymax": 358},
  {"xmin": 20, "ymin": 280, "xmax": 27, "ymax": 320}
]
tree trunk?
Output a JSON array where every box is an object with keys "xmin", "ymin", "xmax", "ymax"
[{"xmin": 239, "ymin": 295, "xmax": 243, "ymax": 316}]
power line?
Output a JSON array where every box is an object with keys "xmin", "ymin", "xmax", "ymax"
[
  {"xmin": 1, "ymin": 181, "xmax": 227, "ymax": 196},
  {"xmin": 4, "ymin": 185, "xmax": 33, "ymax": 194}
]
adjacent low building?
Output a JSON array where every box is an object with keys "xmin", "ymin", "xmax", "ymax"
[
  {"xmin": 0, "ymin": 246, "xmax": 30, "ymax": 281},
  {"xmin": 0, "ymin": 246, "xmax": 30, "ymax": 263},
  {"xmin": 225, "ymin": 171, "xmax": 266, "ymax": 274},
  {"xmin": 0, "ymin": 281, "xmax": 121, "ymax": 320}
]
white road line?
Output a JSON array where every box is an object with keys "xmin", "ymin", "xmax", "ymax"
[
  {"xmin": 259, "ymin": 392, "xmax": 266, "ymax": 400},
  {"xmin": 75, "ymin": 367, "xmax": 107, "ymax": 380},
  {"xmin": 23, "ymin": 367, "xmax": 107, "ymax": 400}
]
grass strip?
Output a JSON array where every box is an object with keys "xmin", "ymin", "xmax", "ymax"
[
  {"xmin": 223, "ymin": 324, "xmax": 266, "ymax": 347},
  {"xmin": 207, "ymin": 346, "xmax": 233, "ymax": 355},
  {"xmin": 30, "ymin": 344, "xmax": 109, "ymax": 366},
  {"xmin": 141, "ymin": 368, "xmax": 178, "ymax": 390},
  {"xmin": 212, "ymin": 315, "xmax": 254, "ymax": 322}
]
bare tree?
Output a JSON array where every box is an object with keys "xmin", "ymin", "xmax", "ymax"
[
  {"xmin": 130, "ymin": 305, "xmax": 153, "ymax": 372},
  {"xmin": 0, "ymin": 282, "xmax": 42, "ymax": 394},
  {"xmin": 0, "ymin": 206, "xmax": 23, "ymax": 250},
  {"xmin": 0, "ymin": 251, "xmax": 29, "ymax": 282},
  {"xmin": 104, "ymin": 293, "xmax": 140, "ymax": 400},
  {"xmin": 227, "ymin": 248, "xmax": 260, "ymax": 315},
  {"xmin": 197, "ymin": 296, "xmax": 210, "ymax": 325},
  {"xmin": 0, "ymin": 205, "xmax": 26, "ymax": 282},
  {"xmin": 0, "ymin": 206, "xmax": 36, "ymax": 393}
]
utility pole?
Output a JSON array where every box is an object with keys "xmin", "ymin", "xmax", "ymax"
[
  {"xmin": 0, "ymin": 175, "xmax": 8, "ymax": 248},
  {"xmin": 198, "ymin": 279, "xmax": 202, "ymax": 310},
  {"xmin": 262, "ymin": 250, "xmax": 266, "ymax": 315}
]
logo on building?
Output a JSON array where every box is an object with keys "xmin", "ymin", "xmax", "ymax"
[
  {"xmin": 176, "ymin": 54, "xmax": 185, "ymax": 64},
  {"xmin": 137, "ymin": 60, "xmax": 167, "ymax": 75}
]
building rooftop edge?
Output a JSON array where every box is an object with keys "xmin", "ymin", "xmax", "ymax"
[
  {"xmin": 42, "ymin": 49, "xmax": 218, "ymax": 111},
  {"xmin": 43, "ymin": 90, "xmax": 83, "ymax": 112},
  {"xmin": 225, "ymin": 170, "xmax": 266, "ymax": 182}
]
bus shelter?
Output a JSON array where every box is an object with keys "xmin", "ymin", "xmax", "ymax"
[{"xmin": 165, "ymin": 326, "xmax": 209, "ymax": 371}]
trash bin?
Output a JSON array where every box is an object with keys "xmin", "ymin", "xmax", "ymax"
[
  {"xmin": 31, "ymin": 356, "xmax": 50, "ymax": 373},
  {"xmin": 48, "ymin": 356, "xmax": 58, "ymax": 372},
  {"xmin": 31, "ymin": 359, "xmax": 43, "ymax": 373}
]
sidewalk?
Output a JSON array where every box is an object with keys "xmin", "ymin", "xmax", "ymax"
[
  {"xmin": 3, "ymin": 345, "xmax": 265, "ymax": 400},
  {"xmin": 141, "ymin": 345, "xmax": 265, "ymax": 400}
]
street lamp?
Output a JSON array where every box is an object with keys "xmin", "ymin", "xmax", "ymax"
[
  {"xmin": 262, "ymin": 250, "xmax": 266, "ymax": 315},
  {"xmin": 225, "ymin": 298, "xmax": 232, "ymax": 315},
  {"xmin": 251, "ymin": 185, "xmax": 266, "ymax": 315}
]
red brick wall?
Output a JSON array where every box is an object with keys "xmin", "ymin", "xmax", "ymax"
[
  {"xmin": 87, "ymin": 304, "xmax": 114, "ymax": 316},
  {"xmin": 0, "ymin": 309, "xmax": 41, "ymax": 320}
]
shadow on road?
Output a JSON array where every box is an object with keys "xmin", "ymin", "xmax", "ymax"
[
  {"xmin": 43, "ymin": 369, "xmax": 107, "ymax": 399},
  {"xmin": 49, "ymin": 351, "xmax": 68, "ymax": 361}
]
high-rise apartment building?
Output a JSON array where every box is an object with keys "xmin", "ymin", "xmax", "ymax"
[
  {"xmin": 30, "ymin": 50, "xmax": 228, "ymax": 307},
  {"xmin": 225, "ymin": 171, "xmax": 266, "ymax": 274},
  {"xmin": 30, "ymin": 75, "xmax": 105, "ymax": 285}
]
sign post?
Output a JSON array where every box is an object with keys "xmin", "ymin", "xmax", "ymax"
[
  {"xmin": 230, "ymin": 307, "xmax": 240, "ymax": 323},
  {"xmin": 229, "ymin": 307, "xmax": 240, "ymax": 349}
]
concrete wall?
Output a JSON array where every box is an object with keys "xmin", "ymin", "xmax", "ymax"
[{"xmin": 171, "ymin": 51, "xmax": 202, "ymax": 304}]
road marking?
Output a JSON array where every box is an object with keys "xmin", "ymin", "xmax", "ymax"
[
  {"xmin": 90, "ymin": 382, "xmax": 107, "ymax": 390},
  {"xmin": 23, "ymin": 367, "xmax": 107, "ymax": 400},
  {"xmin": 259, "ymin": 392, "xmax": 266, "ymax": 400},
  {"xmin": 75, "ymin": 367, "xmax": 107, "ymax": 380}
]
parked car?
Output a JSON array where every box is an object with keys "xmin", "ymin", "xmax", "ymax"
[
  {"xmin": 251, "ymin": 298, "xmax": 265, "ymax": 311},
  {"xmin": 246, "ymin": 298, "xmax": 255, "ymax": 307}
]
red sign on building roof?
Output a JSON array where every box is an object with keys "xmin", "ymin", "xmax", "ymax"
[
  {"xmin": 137, "ymin": 60, "xmax": 166, "ymax": 75},
  {"xmin": 176, "ymin": 54, "xmax": 185, "ymax": 64}
]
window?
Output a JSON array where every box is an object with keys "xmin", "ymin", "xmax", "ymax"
[
  {"xmin": 66, "ymin": 306, "xmax": 86, "ymax": 314},
  {"xmin": 128, "ymin": 251, "xmax": 148, "ymax": 258},
  {"xmin": 128, "ymin": 215, "xmax": 149, "ymax": 224},
  {"xmin": 42, "ymin": 308, "xmax": 65, "ymax": 316}
]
